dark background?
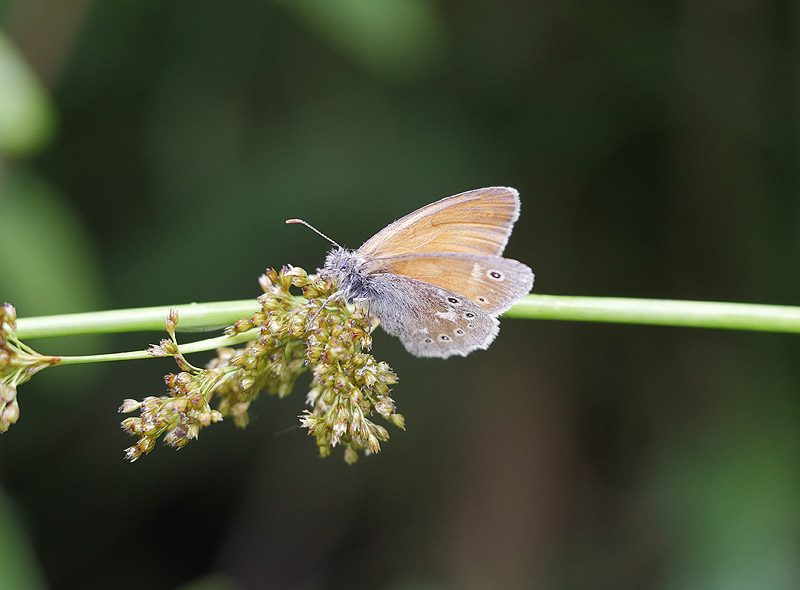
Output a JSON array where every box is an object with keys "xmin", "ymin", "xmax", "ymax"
[{"xmin": 2, "ymin": 1, "xmax": 800, "ymax": 589}]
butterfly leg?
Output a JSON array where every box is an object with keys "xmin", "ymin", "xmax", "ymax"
[
  {"xmin": 351, "ymin": 297, "xmax": 379, "ymax": 332},
  {"xmin": 306, "ymin": 291, "xmax": 346, "ymax": 326}
]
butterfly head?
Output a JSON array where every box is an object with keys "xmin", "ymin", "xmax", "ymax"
[{"xmin": 321, "ymin": 247, "xmax": 368, "ymax": 300}]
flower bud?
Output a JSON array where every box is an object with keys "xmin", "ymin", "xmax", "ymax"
[{"xmin": 118, "ymin": 399, "xmax": 141, "ymax": 413}]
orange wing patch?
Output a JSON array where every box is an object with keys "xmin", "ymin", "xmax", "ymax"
[
  {"xmin": 365, "ymin": 253, "xmax": 534, "ymax": 316},
  {"xmin": 357, "ymin": 187, "xmax": 521, "ymax": 258}
]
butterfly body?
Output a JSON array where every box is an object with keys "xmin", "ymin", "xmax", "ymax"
[
  {"xmin": 323, "ymin": 248, "xmax": 371, "ymax": 302},
  {"xmin": 315, "ymin": 187, "xmax": 533, "ymax": 358}
]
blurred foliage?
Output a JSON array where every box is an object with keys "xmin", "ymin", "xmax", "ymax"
[
  {"xmin": 0, "ymin": 170, "xmax": 105, "ymax": 316},
  {"xmin": 0, "ymin": 29, "xmax": 53, "ymax": 155},
  {"xmin": 273, "ymin": 0, "xmax": 445, "ymax": 78},
  {"xmin": 0, "ymin": 1, "xmax": 800, "ymax": 589},
  {"xmin": 0, "ymin": 488, "xmax": 46, "ymax": 589}
]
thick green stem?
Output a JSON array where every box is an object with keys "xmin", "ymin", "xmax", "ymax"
[
  {"xmin": 14, "ymin": 294, "xmax": 800, "ymax": 343},
  {"xmin": 504, "ymin": 295, "xmax": 800, "ymax": 333},
  {"xmin": 16, "ymin": 300, "xmax": 259, "ymax": 339}
]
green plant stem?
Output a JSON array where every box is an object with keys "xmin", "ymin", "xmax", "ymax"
[
  {"xmin": 16, "ymin": 300, "xmax": 260, "ymax": 339},
  {"xmin": 13, "ymin": 295, "xmax": 800, "ymax": 347},
  {"xmin": 55, "ymin": 330, "xmax": 257, "ymax": 366},
  {"xmin": 504, "ymin": 295, "xmax": 800, "ymax": 333}
]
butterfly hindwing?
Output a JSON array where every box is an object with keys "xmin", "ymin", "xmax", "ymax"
[
  {"xmin": 357, "ymin": 187, "xmax": 521, "ymax": 258},
  {"xmin": 365, "ymin": 273, "xmax": 499, "ymax": 358},
  {"xmin": 364, "ymin": 253, "xmax": 534, "ymax": 316}
]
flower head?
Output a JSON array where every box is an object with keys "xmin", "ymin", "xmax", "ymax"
[
  {"xmin": 121, "ymin": 266, "xmax": 403, "ymax": 463},
  {"xmin": 0, "ymin": 303, "xmax": 60, "ymax": 433}
]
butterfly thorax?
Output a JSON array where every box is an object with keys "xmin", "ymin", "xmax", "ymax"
[{"xmin": 321, "ymin": 247, "xmax": 373, "ymax": 301}]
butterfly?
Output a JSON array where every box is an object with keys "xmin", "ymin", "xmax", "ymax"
[{"xmin": 287, "ymin": 187, "xmax": 534, "ymax": 358}]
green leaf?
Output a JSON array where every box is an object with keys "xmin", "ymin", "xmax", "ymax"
[
  {"xmin": 0, "ymin": 169, "xmax": 105, "ymax": 317},
  {"xmin": 274, "ymin": 0, "xmax": 443, "ymax": 78},
  {"xmin": 0, "ymin": 29, "xmax": 55, "ymax": 155},
  {"xmin": 0, "ymin": 487, "xmax": 47, "ymax": 589}
]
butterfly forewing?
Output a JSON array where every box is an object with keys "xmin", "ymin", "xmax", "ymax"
[
  {"xmin": 364, "ymin": 253, "xmax": 534, "ymax": 315},
  {"xmin": 357, "ymin": 187, "xmax": 521, "ymax": 258},
  {"xmin": 365, "ymin": 273, "xmax": 500, "ymax": 358}
]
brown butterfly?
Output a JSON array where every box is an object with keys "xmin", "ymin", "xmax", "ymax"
[{"xmin": 288, "ymin": 187, "xmax": 534, "ymax": 358}]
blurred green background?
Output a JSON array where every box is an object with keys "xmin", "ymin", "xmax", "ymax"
[{"xmin": 2, "ymin": 1, "xmax": 800, "ymax": 589}]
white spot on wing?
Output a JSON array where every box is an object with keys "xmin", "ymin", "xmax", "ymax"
[
  {"xmin": 435, "ymin": 310, "xmax": 459, "ymax": 321},
  {"xmin": 470, "ymin": 263, "xmax": 482, "ymax": 281}
]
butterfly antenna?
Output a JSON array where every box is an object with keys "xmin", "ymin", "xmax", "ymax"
[{"xmin": 285, "ymin": 218, "xmax": 342, "ymax": 248}]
